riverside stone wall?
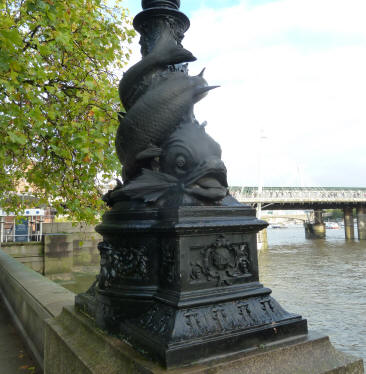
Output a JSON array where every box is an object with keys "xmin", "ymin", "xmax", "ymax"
[
  {"xmin": 0, "ymin": 249, "xmax": 75, "ymax": 371},
  {"xmin": 1, "ymin": 222, "xmax": 101, "ymax": 275}
]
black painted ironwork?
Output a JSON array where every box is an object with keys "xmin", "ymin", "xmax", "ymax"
[{"xmin": 76, "ymin": 0, "xmax": 308, "ymax": 368}]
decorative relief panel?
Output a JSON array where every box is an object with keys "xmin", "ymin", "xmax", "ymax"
[
  {"xmin": 98, "ymin": 241, "xmax": 149, "ymax": 289},
  {"xmin": 161, "ymin": 242, "xmax": 176, "ymax": 284},
  {"xmin": 137, "ymin": 304, "xmax": 175, "ymax": 339},
  {"xmin": 127, "ymin": 295, "xmax": 297, "ymax": 344},
  {"xmin": 175, "ymin": 296, "xmax": 293, "ymax": 342},
  {"xmin": 237, "ymin": 301, "xmax": 257, "ymax": 327},
  {"xmin": 190, "ymin": 235, "xmax": 251, "ymax": 286}
]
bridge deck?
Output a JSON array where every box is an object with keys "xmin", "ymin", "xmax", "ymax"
[{"xmin": 230, "ymin": 187, "xmax": 366, "ymax": 209}]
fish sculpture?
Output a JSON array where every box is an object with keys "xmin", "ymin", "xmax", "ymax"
[
  {"xmin": 120, "ymin": 121, "xmax": 228, "ymax": 204},
  {"xmin": 112, "ymin": 27, "xmax": 228, "ymax": 205},
  {"xmin": 116, "ymin": 71, "xmax": 217, "ymax": 181}
]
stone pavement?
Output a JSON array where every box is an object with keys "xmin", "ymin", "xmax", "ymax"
[{"xmin": 0, "ymin": 303, "xmax": 41, "ymax": 374}]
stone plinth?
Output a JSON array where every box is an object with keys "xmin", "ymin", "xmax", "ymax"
[{"xmin": 44, "ymin": 306, "xmax": 364, "ymax": 374}]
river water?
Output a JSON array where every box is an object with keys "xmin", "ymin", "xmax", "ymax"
[
  {"xmin": 56, "ymin": 225, "xmax": 366, "ymax": 363},
  {"xmin": 260, "ymin": 226, "xmax": 366, "ymax": 362}
]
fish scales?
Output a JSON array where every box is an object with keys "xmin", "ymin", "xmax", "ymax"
[
  {"xmin": 116, "ymin": 73, "xmax": 207, "ymax": 178},
  {"xmin": 118, "ymin": 30, "xmax": 196, "ymax": 111}
]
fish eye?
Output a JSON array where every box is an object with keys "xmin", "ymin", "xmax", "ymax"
[
  {"xmin": 160, "ymin": 144, "xmax": 193, "ymax": 177},
  {"xmin": 176, "ymin": 155, "xmax": 186, "ymax": 168}
]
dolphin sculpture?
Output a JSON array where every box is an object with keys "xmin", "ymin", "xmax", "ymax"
[{"xmin": 112, "ymin": 26, "xmax": 227, "ymax": 204}]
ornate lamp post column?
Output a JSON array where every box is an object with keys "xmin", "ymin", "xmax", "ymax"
[{"xmin": 76, "ymin": 0, "xmax": 307, "ymax": 368}]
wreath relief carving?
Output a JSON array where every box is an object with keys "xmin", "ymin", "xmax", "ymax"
[{"xmin": 190, "ymin": 235, "xmax": 251, "ymax": 286}]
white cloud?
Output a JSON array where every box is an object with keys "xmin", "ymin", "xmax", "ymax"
[{"xmin": 182, "ymin": 0, "xmax": 366, "ymax": 186}]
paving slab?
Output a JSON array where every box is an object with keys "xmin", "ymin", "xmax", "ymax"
[{"xmin": 0, "ymin": 304, "xmax": 41, "ymax": 374}]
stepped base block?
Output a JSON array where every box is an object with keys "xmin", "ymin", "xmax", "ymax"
[
  {"xmin": 119, "ymin": 293, "xmax": 307, "ymax": 368},
  {"xmin": 44, "ymin": 306, "xmax": 364, "ymax": 374}
]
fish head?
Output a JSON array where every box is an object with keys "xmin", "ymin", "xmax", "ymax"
[{"xmin": 160, "ymin": 122, "xmax": 228, "ymax": 201}]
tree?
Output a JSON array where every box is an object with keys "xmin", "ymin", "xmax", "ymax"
[{"xmin": 0, "ymin": 0, "xmax": 135, "ymax": 222}]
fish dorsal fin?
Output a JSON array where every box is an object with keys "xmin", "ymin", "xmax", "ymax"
[
  {"xmin": 194, "ymin": 85, "xmax": 220, "ymax": 103},
  {"xmin": 136, "ymin": 146, "xmax": 162, "ymax": 161},
  {"xmin": 198, "ymin": 68, "xmax": 206, "ymax": 77}
]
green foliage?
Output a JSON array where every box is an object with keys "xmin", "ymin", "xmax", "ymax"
[
  {"xmin": 325, "ymin": 209, "xmax": 345, "ymax": 220},
  {"xmin": 0, "ymin": 0, "xmax": 135, "ymax": 222}
]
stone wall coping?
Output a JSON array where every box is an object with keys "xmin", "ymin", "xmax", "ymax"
[
  {"xmin": 1, "ymin": 242, "xmax": 42, "ymax": 247},
  {"xmin": 0, "ymin": 248, "xmax": 76, "ymax": 371},
  {"xmin": 0, "ymin": 249, "xmax": 75, "ymax": 317},
  {"xmin": 43, "ymin": 222, "xmax": 97, "ymax": 234}
]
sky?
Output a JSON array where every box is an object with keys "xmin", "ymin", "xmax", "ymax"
[{"xmin": 121, "ymin": 0, "xmax": 366, "ymax": 187}]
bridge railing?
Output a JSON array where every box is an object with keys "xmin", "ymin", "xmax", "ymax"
[{"xmin": 230, "ymin": 188, "xmax": 366, "ymax": 203}]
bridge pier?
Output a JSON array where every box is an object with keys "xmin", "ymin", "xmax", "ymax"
[
  {"xmin": 305, "ymin": 210, "xmax": 326, "ymax": 239},
  {"xmin": 356, "ymin": 206, "xmax": 366, "ymax": 240},
  {"xmin": 343, "ymin": 207, "xmax": 355, "ymax": 240},
  {"xmin": 257, "ymin": 228, "xmax": 268, "ymax": 250}
]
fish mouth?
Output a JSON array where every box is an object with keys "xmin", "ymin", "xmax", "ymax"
[
  {"xmin": 184, "ymin": 162, "xmax": 228, "ymax": 201},
  {"xmin": 186, "ymin": 178, "xmax": 228, "ymax": 200}
]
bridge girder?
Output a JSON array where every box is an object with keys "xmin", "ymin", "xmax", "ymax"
[{"xmin": 244, "ymin": 202, "xmax": 365, "ymax": 210}]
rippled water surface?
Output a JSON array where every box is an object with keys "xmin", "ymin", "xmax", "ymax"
[{"xmin": 260, "ymin": 226, "xmax": 366, "ymax": 362}]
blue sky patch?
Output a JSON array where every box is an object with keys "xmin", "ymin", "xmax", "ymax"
[
  {"xmin": 123, "ymin": 0, "xmax": 241, "ymax": 17},
  {"xmin": 123, "ymin": 0, "xmax": 283, "ymax": 17}
]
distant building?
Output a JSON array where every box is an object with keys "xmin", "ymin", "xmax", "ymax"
[{"xmin": 0, "ymin": 176, "xmax": 55, "ymax": 242}]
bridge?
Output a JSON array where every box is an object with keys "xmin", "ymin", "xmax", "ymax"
[
  {"xmin": 230, "ymin": 187, "xmax": 366, "ymax": 210},
  {"xmin": 261, "ymin": 214, "xmax": 308, "ymax": 224},
  {"xmin": 229, "ymin": 187, "xmax": 366, "ymax": 240}
]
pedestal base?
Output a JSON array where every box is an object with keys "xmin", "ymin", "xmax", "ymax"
[
  {"xmin": 44, "ymin": 306, "xmax": 364, "ymax": 374},
  {"xmin": 119, "ymin": 292, "xmax": 307, "ymax": 368},
  {"xmin": 77, "ymin": 205, "xmax": 308, "ymax": 367}
]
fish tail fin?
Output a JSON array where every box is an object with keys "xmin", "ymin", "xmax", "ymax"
[{"xmin": 152, "ymin": 29, "xmax": 196, "ymax": 64}]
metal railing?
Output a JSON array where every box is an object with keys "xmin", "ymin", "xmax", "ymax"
[{"xmin": 0, "ymin": 218, "xmax": 43, "ymax": 243}]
